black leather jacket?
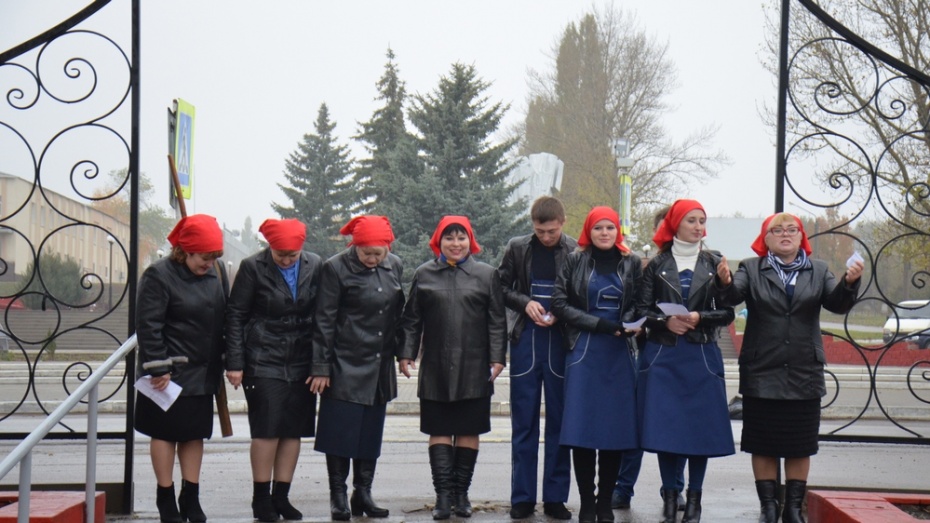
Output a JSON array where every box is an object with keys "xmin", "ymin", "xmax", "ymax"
[
  {"xmin": 225, "ymin": 249, "xmax": 322, "ymax": 382},
  {"xmin": 498, "ymin": 233, "xmax": 577, "ymax": 343},
  {"xmin": 719, "ymin": 256, "xmax": 859, "ymax": 400},
  {"xmin": 551, "ymin": 248, "xmax": 642, "ymax": 350},
  {"xmin": 136, "ymin": 257, "xmax": 228, "ymax": 396},
  {"xmin": 398, "ymin": 258, "xmax": 507, "ymax": 402},
  {"xmin": 312, "ymin": 248, "xmax": 405, "ymax": 406},
  {"xmin": 636, "ymin": 249, "xmax": 734, "ymax": 346}
]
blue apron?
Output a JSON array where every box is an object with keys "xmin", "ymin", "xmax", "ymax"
[{"xmin": 560, "ymin": 270, "xmax": 638, "ymax": 450}]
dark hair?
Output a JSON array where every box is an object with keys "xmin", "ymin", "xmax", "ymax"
[
  {"xmin": 440, "ymin": 223, "xmax": 468, "ymax": 237},
  {"xmin": 530, "ymin": 196, "xmax": 566, "ymax": 224},
  {"xmin": 653, "ymin": 205, "xmax": 671, "ymax": 232}
]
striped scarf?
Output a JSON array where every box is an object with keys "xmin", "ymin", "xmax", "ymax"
[{"xmin": 767, "ymin": 249, "xmax": 810, "ymax": 287}]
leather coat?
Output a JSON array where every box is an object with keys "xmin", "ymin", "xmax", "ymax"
[
  {"xmin": 551, "ymin": 248, "xmax": 642, "ymax": 350},
  {"xmin": 719, "ymin": 256, "xmax": 859, "ymax": 400},
  {"xmin": 311, "ymin": 248, "xmax": 405, "ymax": 406},
  {"xmin": 498, "ymin": 233, "xmax": 577, "ymax": 343},
  {"xmin": 636, "ymin": 249, "xmax": 734, "ymax": 346},
  {"xmin": 398, "ymin": 258, "xmax": 507, "ymax": 402},
  {"xmin": 136, "ymin": 257, "xmax": 228, "ymax": 396},
  {"xmin": 225, "ymin": 249, "xmax": 322, "ymax": 382}
]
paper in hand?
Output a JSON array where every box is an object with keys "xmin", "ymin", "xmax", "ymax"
[
  {"xmin": 136, "ymin": 375, "xmax": 182, "ymax": 412},
  {"xmin": 657, "ymin": 302, "xmax": 690, "ymax": 316},
  {"xmin": 846, "ymin": 251, "xmax": 864, "ymax": 269},
  {"xmin": 622, "ymin": 317, "xmax": 647, "ymax": 329}
]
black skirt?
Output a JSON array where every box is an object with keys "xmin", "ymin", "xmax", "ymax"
[
  {"xmin": 244, "ymin": 377, "xmax": 316, "ymax": 439},
  {"xmin": 314, "ymin": 397, "xmax": 387, "ymax": 459},
  {"xmin": 420, "ymin": 397, "xmax": 491, "ymax": 436},
  {"xmin": 134, "ymin": 393, "xmax": 214, "ymax": 442},
  {"xmin": 740, "ymin": 396, "xmax": 821, "ymax": 458}
]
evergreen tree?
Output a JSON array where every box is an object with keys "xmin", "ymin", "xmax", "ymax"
[{"xmin": 273, "ymin": 103, "xmax": 358, "ymax": 259}]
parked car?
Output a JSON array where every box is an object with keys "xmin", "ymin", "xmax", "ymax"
[{"xmin": 882, "ymin": 299, "xmax": 930, "ymax": 348}]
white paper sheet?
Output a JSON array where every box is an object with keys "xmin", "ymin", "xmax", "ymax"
[
  {"xmin": 135, "ymin": 375, "xmax": 182, "ymax": 412},
  {"xmin": 846, "ymin": 251, "xmax": 864, "ymax": 268},
  {"xmin": 657, "ymin": 302, "xmax": 690, "ymax": 316},
  {"xmin": 622, "ymin": 317, "xmax": 647, "ymax": 329}
]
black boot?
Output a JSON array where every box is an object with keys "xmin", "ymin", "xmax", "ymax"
[
  {"xmin": 326, "ymin": 455, "xmax": 351, "ymax": 521},
  {"xmin": 755, "ymin": 480, "xmax": 779, "ymax": 523},
  {"xmin": 681, "ymin": 489, "xmax": 702, "ymax": 523},
  {"xmin": 782, "ymin": 480, "xmax": 807, "ymax": 523},
  {"xmin": 429, "ymin": 444, "xmax": 454, "ymax": 520},
  {"xmin": 595, "ymin": 451, "xmax": 620, "ymax": 523},
  {"xmin": 178, "ymin": 479, "xmax": 206, "ymax": 522},
  {"xmin": 272, "ymin": 481, "xmax": 302, "ymax": 520},
  {"xmin": 452, "ymin": 447, "xmax": 478, "ymax": 518},
  {"xmin": 251, "ymin": 481, "xmax": 277, "ymax": 522},
  {"xmin": 661, "ymin": 488, "xmax": 679, "ymax": 523},
  {"xmin": 156, "ymin": 484, "xmax": 182, "ymax": 523},
  {"xmin": 572, "ymin": 449, "xmax": 597, "ymax": 523},
  {"xmin": 350, "ymin": 459, "xmax": 389, "ymax": 518}
]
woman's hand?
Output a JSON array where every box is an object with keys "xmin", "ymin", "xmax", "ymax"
[
  {"xmin": 489, "ymin": 363, "xmax": 505, "ymax": 382},
  {"xmin": 717, "ymin": 256, "xmax": 732, "ymax": 286},
  {"xmin": 666, "ymin": 314, "xmax": 696, "ymax": 335},
  {"xmin": 845, "ymin": 260, "xmax": 864, "ymax": 284},
  {"xmin": 225, "ymin": 370, "xmax": 243, "ymax": 390},
  {"xmin": 399, "ymin": 358, "xmax": 416, "ymax": 378},
  {"xmin": 307, "ymin": 376, "xmax": 330, "ymax": 394},
  {"xmin": 150, "ymin": 373, "xmax": 171, "ymax": 391}
]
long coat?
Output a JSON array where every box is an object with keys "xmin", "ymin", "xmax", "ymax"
[
  {"xmin": 225, "ymin": 249, "xmax": 322, "ymax": 382},
  {"xmin": 311, "ymin": 248, "xmax": 405, "ymax": 405},
  {"xmin": 719, "ymin": 256, "xmax": 859, "ymax": 400},
  {"xmin": 398, "ymin": 258, "xmax": 507, "ymax": 402}
]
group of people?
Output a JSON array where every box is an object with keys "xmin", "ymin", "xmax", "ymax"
[{"xmin": 134, "ymin": 195, "xmax": 864, "ymax": 523}]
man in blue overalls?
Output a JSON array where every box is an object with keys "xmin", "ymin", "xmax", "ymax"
[{"xmin": 498, "ymin": 196, "xmax": 576, "ymax": 520}]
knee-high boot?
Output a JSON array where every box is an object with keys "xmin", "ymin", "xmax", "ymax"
[
  {"xmin": 782, "ymin": 479, "xmax": 807, "ymax": 523},
  {"xmin": 272, "ymin": 481, "xmax": 303, "ymax": 521},
  {"xmin": 178, "ymin": 479, "xmax": 206, "ymax": 522},
  {"xmin": 251, "ymin": 481, "xmax": 277, "ymax": 522},
  {"xmin": 572, "ymin": 449, "xmax": 597, "ymax": 523},
  {"xmin": 755, "ymin": 480, "xmax": 779, "ymax": 523},
  {"xmin": 596, "ymin": 451, "xmax": 620, "ymax": 523},
  {"xmin": 452, "ymin": 447, "xmax": 478, "ymax": 518},
  {"xmin": 429, "ymin": 444, "xmax": 454, "ymax": 520},
  {"xmin": 326, "ymin": 455, "xmax": 351, "ymax": 521},
  {"xmin": 661, "ymin": 488, "xmax": 680, "ymax": 523},
  {"xmin": 350, "ymin": 459, "xmax": 389, "ymax": 518},
  {"xmin": 156, "ymin": 483, "xmax": 182, "ymax": 523},
  {"xmin": 681, "ymin": 489, "xmax": 702, "ymax": 523}
]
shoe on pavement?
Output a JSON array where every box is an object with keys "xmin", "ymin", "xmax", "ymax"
[
  {"xmin": 611, "ymin": 490, "xmax": 631, "ymax": 509},
  {"xmin": 510, "ymin": 502, "xmax": 535, "ymax": 519},
  {"xmin": 543, "ymin": 502, "xmax": 572, "ymax": 520}
]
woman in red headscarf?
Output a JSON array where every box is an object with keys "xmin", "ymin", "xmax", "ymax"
[
  {"xmin": 635, "ymin": 199, "xmax": 735, "ymax": 523},
  {"xmin": 225, "ymin": 218, "xmax": 322, "ymax": 522},
  {"xmin": 549, "ymin": 206, "xmax": 641, "ymax": 523},
  {"xmin": 309, "ymin": 215, "xmax": 405, "ymax": 521},
  {"xmin": 398, "ymin": 215, "xmax": 507, "ymax": 520},
  {"xmin": 136, "ymin": 214, "xmax": 228, "ymax": 523},
  {"xmin": 717, "ymin": 212, "xmax": 863, "ymax": 523}
]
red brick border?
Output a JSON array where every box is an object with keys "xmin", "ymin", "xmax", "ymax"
[{"xmin": 808, "ymin": 490, "xmax": 930, "ymax": 522}]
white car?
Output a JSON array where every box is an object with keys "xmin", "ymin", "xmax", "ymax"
[{"xmin": 882, "ymin": 299, "xmax": 930, "ymax": 349}]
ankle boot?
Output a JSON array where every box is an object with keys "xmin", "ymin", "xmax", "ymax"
[
  {"xmin": 661, "ymin": 488, "xmax": 679, "ymax": 523},
  {"xmin": 428, "ymin": 444, "xmax": 454, "ymax": 520},
  {"xmin": 350, "ymin": 459, "xmax": 389, "ymax": 518},
  {"xmin": 572, "ymin": 449, "xmax": 596, "ymax": 523},
  {"xmin": 272, "ymin": 481, "xmax": 303, "ymax": 520},
  {"xmin": 251, "ymin": 481, "xmax": 277, "ymax": 522},
  {"xmin": 326, "ymin": 455, "xmax": 351, "ymax": 521},
  {"xmin": 755, "ymin": 480, "xmax": 779, "ymax": 523},
  {"xmin": 156, "ymin": 484, "xmax": 182, "ymax": 523},
  {"xmin": 681, "ymin": 489, "xmax": 702, "ymax": 523},
  {"xmin": 178, "ymin": 479, "xmax": 206, "ymax": 522},
  {"xmin": 782, "ymin": 480, "xmax": 807, "ymax": 523},
  {"xmin": 452, "ymin": 447, "xmax": 478, "ymax": 518}
]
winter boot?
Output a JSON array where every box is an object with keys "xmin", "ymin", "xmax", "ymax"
[
  {"xmin": 572, "ymin": 449, "xmax": 597, "ymax": 523},
  {"xmin": 156, "ymin": 483, "xmax": 182, "ymax": 523},
  {"xmin": 661, "ymin": 488, "xmax": 680, "ymax": 523},
  {"xmin": 251, "ymin": 481, "xmax": 277, "ymax": 522},
  {"xmin": 755, "ymin": 480, "xmax": 779, "ymax": 523},
  {"xmin": 178, "ymin": 479, "xmax": 206, "ymax": 522},
  {"xmin": 272, "ymin": 481, "xmax": 302, "ymax": 520},
  {"xmin": 452, "ymin": 447, "xmax": 478, "ymax": 517},
  {"xmin": 782, "ymin": 479, "xmax": 807, "ymax": 523},
  {"xmin": 326, "ymin": 455, "xmax": 351, "ymax": 521},
  {"xmin": 681, "ymin": 489, "xmax": 702, "ymax": 523},
  {"xmin": 350, "ymin": 459, "xmax": 389, "ymax": 518},
  {"xmin": 428, "ymin": 444, "xmax": 454, "ymax": 520}
]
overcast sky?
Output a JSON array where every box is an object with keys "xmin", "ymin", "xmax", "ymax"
[{"xmin": 2, "ymin": 1, "xmax": 779, "ymax": 236}]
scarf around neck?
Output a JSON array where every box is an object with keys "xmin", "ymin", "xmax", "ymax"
[
  {"xmin": 767, "ymin": 249, "xmax": 811, "ymax": 287},
  {"xmin": 672, "ymin": 236, "xmax": 700, "ymax": 273}
]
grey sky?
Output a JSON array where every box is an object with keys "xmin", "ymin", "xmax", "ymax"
[{"xmin": 2, "ymin": 1, "xmax": 777, "ymax": 236}]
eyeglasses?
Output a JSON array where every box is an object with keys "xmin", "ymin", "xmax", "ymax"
[{"xmin": 768, "ymin": 227, "xmax": 801, "ymax": 237}]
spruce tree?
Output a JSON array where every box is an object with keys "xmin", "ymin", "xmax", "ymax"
[{"xmin": 273, "ymin": 103, "xmax": 358, "ymax": 259}]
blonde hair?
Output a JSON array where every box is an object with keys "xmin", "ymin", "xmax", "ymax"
[{"xmin": 767, "ymin": 212, "xmax": 799, "ymax": 230}]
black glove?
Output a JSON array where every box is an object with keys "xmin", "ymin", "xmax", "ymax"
[{"xmin": 596, "ymin": 318, "xmax": 623, "ymax": 334}]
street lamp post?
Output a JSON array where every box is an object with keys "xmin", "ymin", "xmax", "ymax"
[
  {"xmin": 613, "ymin": 138, "xmax": 635, "ymax": 235},
  {"xmin": 106, "ymin": 235, "xmax": 115, "ymax": 310}
]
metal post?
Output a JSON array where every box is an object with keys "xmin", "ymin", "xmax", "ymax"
[
  {"xmin": 17, "ymin": 451, "xmax": 31, "ymax": 523},
  {"xmin": 107, "ymin": 235, "xmax": 115, "ymax": 309},
  {"xmin": 86, "ymin": 384, "xmax": 99, "ymax": 523},
  {"xmin": 774, "ymin": 0, "xmax": 791, "ymax": 213}
]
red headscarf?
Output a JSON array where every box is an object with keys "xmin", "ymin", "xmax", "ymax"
[
  {"xmin": 652, "ymin": 199, "xmax": 706, "ymax": 247},
  {"xmin": 577, "ymin": 206, "xmax": 630, "ymax": 253},
  {"xmin": 340, "ymin": 215, "xmax": 395, "ymax": 247},
  {"xmin": 259, "ymin": 218, "xmax": 306, "ymax": 251},
  {"xmin": 750, "ymin": 213, "xmax": 813, "ymax": 257},
  {"xmin": 429, "ymin": 215, "xmax": 481, "ymax": 257},
  {"xmin": 167, "ymin": 214, "xmax": 223, "ymax": 253}
]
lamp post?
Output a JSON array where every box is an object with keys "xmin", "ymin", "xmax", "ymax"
[
  {"xmin": 106, "ymin": 235, "xmax": 115, "ymax": 310},
  {"xmin": 613, "ymin": 137, "xmax": 635, "ymax": 235}
]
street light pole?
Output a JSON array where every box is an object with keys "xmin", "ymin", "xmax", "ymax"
[
  {"xmin": 106, "ymin": 235, "xmax": 115, "ymax": 310},
  {"xmin": 613, "ymin": 137, "xmax": 634, "ymax": 235}
]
